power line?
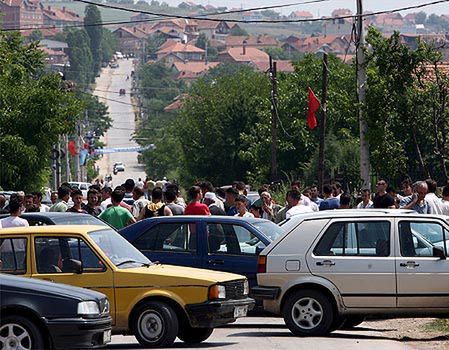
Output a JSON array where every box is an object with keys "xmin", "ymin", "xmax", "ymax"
[
  {"xmin": 0, "ymin": 0, "xmax": 329, "ymax": 32},
  {"xmin": 76, "ymin": 0, "xmax": 449, "ymax": 24}
]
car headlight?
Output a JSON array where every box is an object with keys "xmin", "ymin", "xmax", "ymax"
[
  {"xmin": 243, "ymin": 280, "xmax": 249, "ymax": 295},
  {"xmin": 78, "ymin": 301, "xmax": 100, "ymax": 316},
  {"xmin": 209, "ymin": 284, "xmax": 226, "ymax": 300}
]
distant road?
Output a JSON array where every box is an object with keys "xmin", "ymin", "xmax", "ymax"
[{"xmin": 94, "ymin": 59, "xmax": 146, "ymax": 187}]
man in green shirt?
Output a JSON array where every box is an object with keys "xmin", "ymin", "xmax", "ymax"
[
  {"xmin": 99, "ymin": 188, "xmax": 136, "ymax": 229},
  {"xmin": 49, "ymin": 186, "xmax": 71, "ymax": 212}
]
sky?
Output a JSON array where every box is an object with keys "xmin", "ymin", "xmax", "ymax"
[{"xmin": 162, "ymin": 0, "xmax": 449, "ymax": 16}]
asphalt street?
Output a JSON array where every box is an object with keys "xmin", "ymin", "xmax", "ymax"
[
  {"xmin": 106, "ymin": 317, "xmax": 420, "ymax": 350},
  {"xmin": 94, "ymin": 58, "xmax": 146, "ymax": 187}
]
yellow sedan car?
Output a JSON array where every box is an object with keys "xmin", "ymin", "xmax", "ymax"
[{"xmin": 0, "ymin": 225, "xmax": 254, "ymax": 347}]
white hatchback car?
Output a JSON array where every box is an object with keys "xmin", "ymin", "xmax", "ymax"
[{"xmin": 252, "ymin": 210, "xmax": 449, "ymax": 336}]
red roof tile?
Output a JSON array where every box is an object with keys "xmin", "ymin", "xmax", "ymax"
[
  {"xmin": 225, "ymin": 35, "xmax": 278, "ymax": 47},
  {"xmin": 252, "ymin": 60, "xmax": 294, "ymax": 73},
  {"xmin": 42, "ymin": 6, "xmax": 83, "ymax": 23},
  {"xmin": 224, "ymin": 47, "xmax": 269, "ymax": 63},
  {"xmin": 157, "ymin": 42, "xmax": 205, "ymax": 54},
  {"xmin": 173, "ymin": 61, "xmax": 220, "ymax": 74}
]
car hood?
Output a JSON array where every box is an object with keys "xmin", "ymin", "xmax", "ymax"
[
  {"xmin": 114, "ymin": 264, "xmax": 245, "ymax": 286},
  {"xmin": 1, "ymin": 274, "xmax": 106, "ymax": 301}
]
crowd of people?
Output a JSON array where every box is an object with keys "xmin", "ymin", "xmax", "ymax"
[{"xmin": 1, "ymin": 177, "xmax": 449, "ymax": 230}]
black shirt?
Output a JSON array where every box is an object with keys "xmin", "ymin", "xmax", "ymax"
[{"xmin": 373, "ymin": 193, "xmax": 395, "ymax": 208}]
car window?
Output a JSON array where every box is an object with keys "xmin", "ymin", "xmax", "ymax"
[
  {"xmin": 399, "ymin": 221, "xmax": 448, "ymax": 257},
  {"xmin": 314, "ymin": 221, "xmax": 391, "ymax": 257},
  {"xmin": 250, "ymin": 220, "xmax": 284, "ymax": 241},
  {"xmin": 0, "ymin": 238, "xmax": 27, "ymax": 274},
  {"xmin": 207, "ymin": 224, "xmax": 265, "ymax": 255},
  {"xmin": 35, "ymin": 237, "xmax": 105, "ymax": 273},
  {"xmin": 134, "ymin": 223, "xmax": 196, "ymax": 253},
  {"xmin": 51, "ymin": 215, "xmax": 109, "ymax": 226}
]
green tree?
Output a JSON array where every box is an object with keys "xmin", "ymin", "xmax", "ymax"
[
  {"xmin": 196, "ymin": 33, "xmax": 207, "ymax": 49},
  {"xmin": 84, "ymin": 4, "xmax": 103, "ymax": 77},
  {"xmin": 415, "ymin": 11, "xmax": 427, "ymax": 24},
  {"xmin": 65, "ymin": 28, "xmax": 94, "ymax": 85},
  {"xmin": 101, "ymin": 28, "xmax": 117, "ymax": 63},
  {"xmin": 146, "ymin": 33, "xmax": 166, "ymax": 59},
  {"xmin": 0, "ymin": 33, "xmax": 81, "ymax": 191},
  {"xmin": 28, "ymin": 30, "xmax": 42, "ymax": 42},
  {"xmin": 230, "ymin": 26, "xmax": 248, "ymax": 36}
]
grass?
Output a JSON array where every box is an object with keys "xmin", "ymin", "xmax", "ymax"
[{"xmin": 424, "ymin": 319, "xmax": 449, "ymax": 333}]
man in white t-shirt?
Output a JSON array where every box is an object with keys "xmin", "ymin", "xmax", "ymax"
[
  {"xmin": 0, "ymin": 197, "xmax": 29, "ymax": 228},
  {"xmin": 442, "ymin": 185, "xmax": 449, "ymax": 216},
  {"xmin": 286, "ymin": 190, "xmax": 313, "ymax": 219}
]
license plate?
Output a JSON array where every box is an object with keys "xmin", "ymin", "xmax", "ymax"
[
  {"xmin": 103, "ymin": 329, "xmax": 112, "ymax": 344},
  {"xmin": 233, "ymin": 305, "xmax": 248, "ymax": 318}
]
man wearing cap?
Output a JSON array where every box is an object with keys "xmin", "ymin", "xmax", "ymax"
[{"xmin": 203, "ymin": 192, "xmax": 226, "ymax": 215}]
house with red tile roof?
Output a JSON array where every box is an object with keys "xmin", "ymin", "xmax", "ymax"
[
  {"xmin": 225, "ymin": 35, "xmax": 279, "ymax": 49},
  {"xmin": 173, "ymin": 61, "xmax": 220, "ymax": 85},
  {"xmin": 156, "ymin": 41, "xmax": 205, "ymax": 62},
  {"xmin": 196, "ymin": 20, "xmax": 230, "ymax": 40},
  {"xmin": 113, "ymin": 26, "xmax": 147, "ymax": 56},
  {"xmin": 374, "ymin": 13, "xmax": 405, "ymax": 32},
  {"xmin": 218, "ymin": 46, "xmax": 269, "ymax": 65},
  {"xmin": 0, "ymin": 0, "xmax": 43, "ymax": 30},
  {"xmin": 251, "ymin": 60, "xmax": 294, "ymax": 73},
  {"xmin": 288, "ymin": 11, "xmax": 313, "ymax": 20},
  {"xmin": 282, "ymin": 35, "xmax": 352, "ymax": 55},
  {"xmin": 164, "ymin": 94, "xmax": 187, "ymax": 112},
  {"xmin": 42, "ymin": 5, "xmax": 83, "ymax": 29}
]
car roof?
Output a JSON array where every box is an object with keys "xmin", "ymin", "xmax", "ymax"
[
  {"xmin": 281, "ymin": 209, "xmax": 449, "ymax": 222},
  {"xmin": 0, "ymin": 225, "xmax": 108, "ymax": 234},
  {"xmin": 127, "ymin": 215, "xmax": 271, "ymax": 223}
]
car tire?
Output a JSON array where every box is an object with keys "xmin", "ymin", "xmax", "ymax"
[
  {"xmin": 132, "ymin": 301, "xmax": 179, "ymax": 348},
  {"xmin": 282, "ymin": 289, "xmax": 334, "ymax": 336},
  {"xmin": 0, "ymin": 315, "xmax": 44, "ymax": 350},
  {"xmin": 178, "ymin": 326, "xmax": 213, "ymax": 344},
  {"xmin": 339, "ymin": 316, "xmax": 365, "ymax": 330}
]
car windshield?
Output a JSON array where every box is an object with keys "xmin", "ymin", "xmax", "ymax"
[
  {"xmin": 251, "ymin": 220, "xmax": 285, "ymax": 241},
  {"xmin": 89, "ymin": 229, "xmax": 152, "ymax": 268},
  {"xmin": 52, "ymin": 215, "xmax": 109, "ymax": 226}
]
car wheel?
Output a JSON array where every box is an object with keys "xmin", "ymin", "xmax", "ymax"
[
  {"xmin": 132, "ymin": 301, "xmax": 178, "ymax": 348},
  {"xmin": 282, "ymin": 289, "xmax": 334, "ymax": 336},
  {"xmin": 178, "ymin": 326, "xmax": 213, "ymax": 344},
  {"xmin": 0, "ymin": 315, "xmax": 44, "ymax": 350},
  {"xmin": 339, "ymin": 316, "xmax": 365, "ymax": 330}
]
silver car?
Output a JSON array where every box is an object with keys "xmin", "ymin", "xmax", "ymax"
[{"xmin": 252, "ymin": 209, "xmax": 449, "ymax": 336}]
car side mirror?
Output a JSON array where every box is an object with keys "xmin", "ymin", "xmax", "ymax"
[
  {"xmin": 63, "ymin": 259, "xmax": 83, "ymax": 274},
  {"xmin": 432, "ymin": 246, "xmax": 446, "ymax": 260}
]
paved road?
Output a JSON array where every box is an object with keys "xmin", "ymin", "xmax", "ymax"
[
  {"xmin": 106, "ymin": 317, "xmax": 419, "ymax": 350},
  {"xmin": 94, "ymin": 59, "xmax": 146, "ymax": 187}
]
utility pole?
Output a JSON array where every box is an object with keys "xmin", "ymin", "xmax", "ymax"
[
  {"xmin": 75, "ymin": 123, "xmax": 81, "ymax": 182},
  {"xmin": 356, "ymin": 0, "xmax": 370, "ymax": 190},
  {"xmin": 56, "ymin": 137, "xmax": 61, "ymax": 188},
  {"xmin": 269, "ymin": 56, "xmax": 278, "ymax": 182},
  {"xmin": 318, "ymin": 53, "xmax": 328, "ymax": 194},
  {"xmin": 64, "ymin": 134, "xmax": 71, "ymax": 182}
]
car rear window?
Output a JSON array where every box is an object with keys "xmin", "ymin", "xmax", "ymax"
[{"xmin": 51, "ymin": 215, "xmax": 109, "ymax": 226}]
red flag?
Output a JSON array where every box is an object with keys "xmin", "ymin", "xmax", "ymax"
[
  {"xmin": 68, "ymin": 140, "xmax": 77, "ymax": 156},
  {"xmin": 307, "ymin": 87, "xmax": 320, "ymax": 130}
]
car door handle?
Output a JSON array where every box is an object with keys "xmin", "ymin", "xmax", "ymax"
[
  {"xmin": 43, "ymin": 278, "xmax": 54, "ymax": 282},
  {"xmin": 316, "ymin": 260, "xmax": 335, "ymax": 266},
  {"xmin": 207, "ymin": 259, "xmax": 224, "ymax": 265},
  {"xmin": 400, "ymin": 261, "xmax": 420, "ymax": 268}
]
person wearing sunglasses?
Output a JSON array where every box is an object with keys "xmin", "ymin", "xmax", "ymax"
[{"xmin": 373, "ymin": 179, "xmax": 396, "ymax": 209}]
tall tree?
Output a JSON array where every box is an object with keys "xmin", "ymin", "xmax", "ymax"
[
  {"xmin": 65, "ymin": 28, "xmax": 94, "ymax": 85},
  {"xmin": 0, "ymin": 33, "xmax": 81, "ymax": 191},
  {"xmin": 84, "ymin": 4, "xmax": 103, "ymax": 77}
]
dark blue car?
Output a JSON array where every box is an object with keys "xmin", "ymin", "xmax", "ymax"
[{"xmin": 119, "ymin": 216, "xmax": 284, "ymax": 289}]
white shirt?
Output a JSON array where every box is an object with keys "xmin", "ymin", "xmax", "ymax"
[
  {"xmin": 357, "ymin": 200, "xmax": 373, "ymax": 209},
  {"xmin": 425, "ymin": 193, "xmax": 445, "ymax": 215},
  {"xmin": 0, "ymin": 216, "xmax": 29, "ymax": 228},
  {"xmin": 442, "ymin": 199, "xmax": 449, "ymax": 215},
  {"xmin": 100, "ymin": 198, "xmax": 112, "ymax": 211},
  {"xmin": 132, "ymin": 196, "xmax": 149, "ymax": 218},
  {"xmin": 234, "ymin": 212, "xmax": 254, "ymax": 218},
  {"xmin": 286, "ymin": 205, "xmax": 313, "ymax": 218},
  {"xmin": 39, "ymin": 204, "xmax": 50, "ymax": 212}
]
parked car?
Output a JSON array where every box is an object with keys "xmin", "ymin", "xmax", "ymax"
[
  {"xmin": 0, "ymin": 212, "xmax": 110, "ymax": 227},
  {"xmin": 0, "ymin": 274, "xmax": 111, "ymax": 349},
  {"xmin": 113, "ymin": 162, "xmax": 125, "ymax": 175},
  {"xmin": 109, "ymin": 62, "xmax": 119, "ymax": 69},
  {"xmin": 252, "ymin": 210, "xmax": 449, "ymax": 336},
  {"xmin": 68, "ymin": 181, "xmax": 91, "ymax": 199},
  {"xmin": 119, "ymin": 88, "xmax": 126, "ymax": 96},
  {"xmin": 0, "ymin": 225, "xmax": 254, "ymax": 347},
  {"xmin": 119, "ymin": 216, "xmax": 285, "ymax": 289}
]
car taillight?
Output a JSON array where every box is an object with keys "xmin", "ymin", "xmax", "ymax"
[{"xmin": 257, "ymin": 255, "xmax": 266, "ymax": 273}]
